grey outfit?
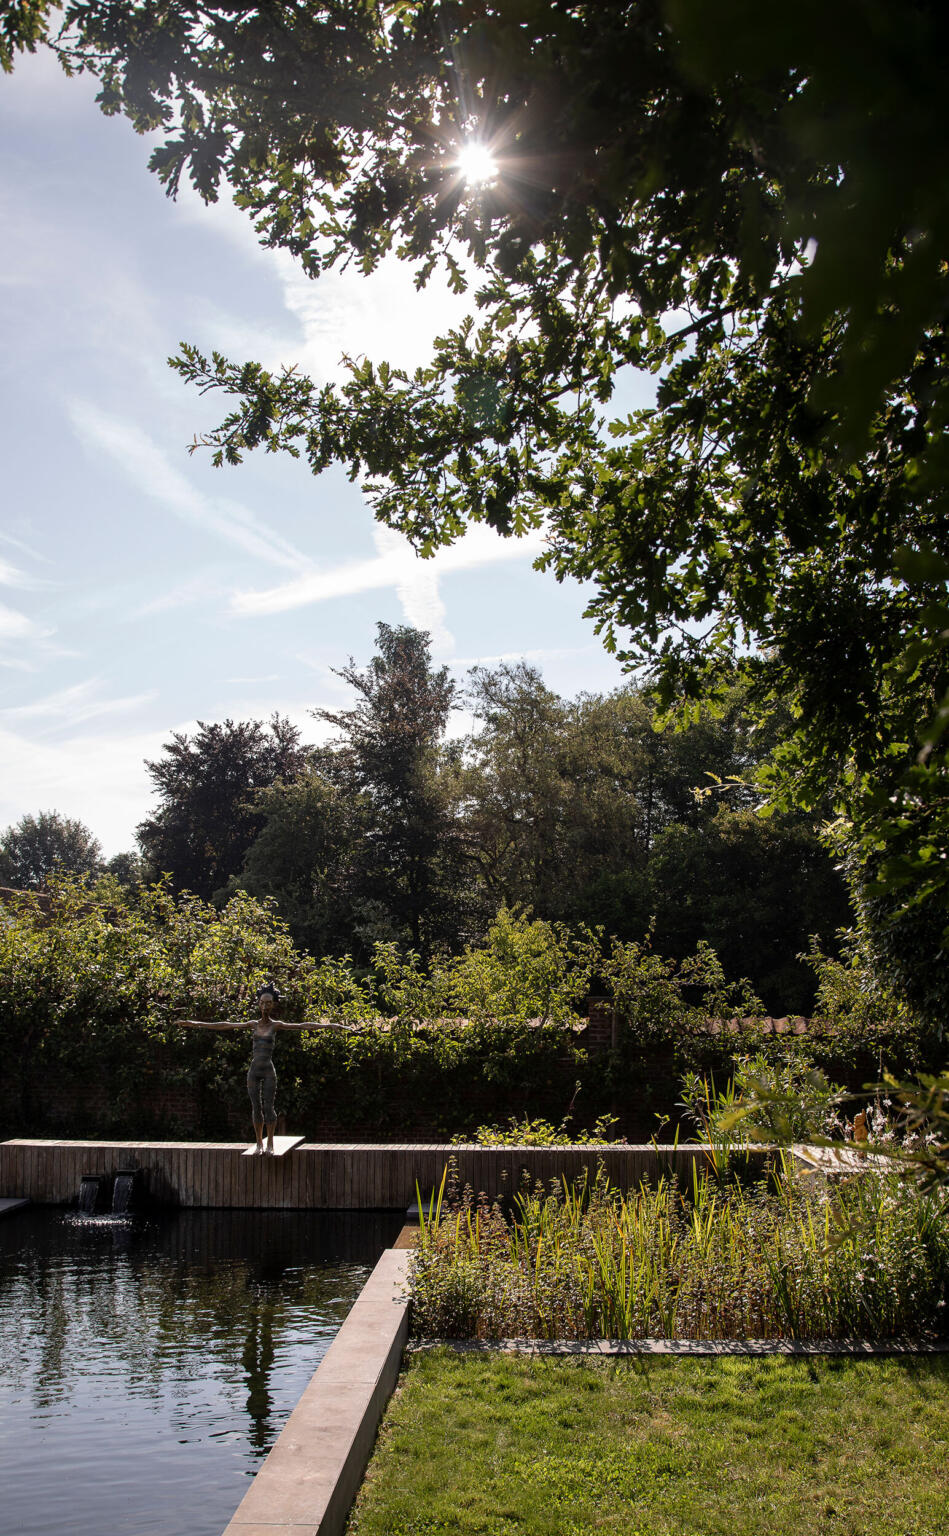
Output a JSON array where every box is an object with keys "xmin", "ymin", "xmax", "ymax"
[{"xmin": 247, "ymin": 1026, "xmax": 277, "ymax": 1124}]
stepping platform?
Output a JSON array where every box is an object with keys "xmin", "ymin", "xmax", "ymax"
[
  {"xmin": 0, "ymin": 1197, "xmax": 29, "ymax": 1218},
  {"xmin": 241, "ymin": 1135, "xmax": 305, "ymax": 1158}
]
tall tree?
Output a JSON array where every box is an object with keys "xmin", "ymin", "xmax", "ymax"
[
  {"xmin": 239, "ymin": 770, "xmax": 370, "ymax": 957},
  {"xmin": 463, "ymin": 665, "xmax": 651, "ymax": 922},
  {"xmin": 462, "ymin": 667, "xmax": 848, "ymax": 1007},
  {"xmin": 314, "ymin": 623, "xmax": 465, "ymax": 955},
  {"xmin": 0, "ymin": 810, "xmax": 102, "ymax": 889},
  {"xmin": 8, "ymin": 1, "xmax": 947, "ymax": 1009},
  {"xmin": 646, "ymin": 809, "xmax": 853, "ymax": 1015},
  {"xmin": 138, "ymin": 714, "xmax": 307, "ymax": 900}
]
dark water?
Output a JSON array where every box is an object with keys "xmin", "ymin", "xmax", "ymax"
[{"xmin": 0, "ymin": 1206, "xmax": 403, "ymax": 1536}]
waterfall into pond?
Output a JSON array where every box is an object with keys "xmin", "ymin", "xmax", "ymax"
[
  {"xmin": 111, "ymin": 1172, "xmax": 136, "ymax": 1215},
  {"xmin": 77, "ymin": 1175, "xmax": 102, "ymax": 1215}
]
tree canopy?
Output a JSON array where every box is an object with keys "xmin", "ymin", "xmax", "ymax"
[
  {"xmin": 0, "ymin": 809, "xmax": 102, "ymax": 888},
  {"xmin": 310, "ymin": 621, "xmax": 467, "ymax": 955},
  {"xmin": 6, "ymin": 0, "xmax": 948, "ymax": 1009},
  {"xmin": 138, "ymin": 713, "xmax": 307, "ymax": 900},
  {"xmin": 231, "ymin": 633, "xmax": 848, "ymax": 1009}
]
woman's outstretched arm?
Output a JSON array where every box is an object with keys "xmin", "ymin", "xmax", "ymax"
[
  {"xmin": 274, "ymin": 1018, "xmax": 360, "ymax": 1033},
  {"xmin": 178, "ymin": 1019, "xmax": 250, "ymax": 1030}
]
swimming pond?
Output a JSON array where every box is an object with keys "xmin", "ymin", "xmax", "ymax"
[{"xmin": 0, "ymin": 1205, "xmax": 403, "ymax": 1536}]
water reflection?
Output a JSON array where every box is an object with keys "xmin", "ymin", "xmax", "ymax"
[{"xmin": 0, "ymin": 1207, "xmax": 402, "ymax": 1536}]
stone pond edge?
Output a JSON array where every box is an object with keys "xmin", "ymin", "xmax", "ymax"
[{"xmin": 220, "ymin": 1245, "xmax": 411, "ymax": 1536}]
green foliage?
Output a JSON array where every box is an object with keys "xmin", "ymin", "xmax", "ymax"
[
  {"xmin": 2, "ymin": 876, "xmax": 934, "ymax": 1142},
  {"xmin": 461, "ymin": 665, "xmax": 652, "ymax": 927},
  {"xmin": 358, "ymin": 906, "xmax": 597, "ymax": 1028},
  {"xmin": 602, "ymin": 933, "xmax": 763, "ymax": 1046},
  {"xmin": 883, "ymin": 1068, "xmax": 949, "ymax": 1194},
  {"xmin": 442, "ymin": 907, "xmax": 597, "ymax": 1026},
  {"xmin": 0, "ymin": 873, "xmax": 311, "ymax": 1134},
  {"xmin": 0, "ymin": 810, "xmax": 102, "ymax": 888},
  {"xmin": 798, "ymin": 935, "xmax": 933, "ymax": 1080},
  {"xmin": 453, "ymin": 1114, "xmax": 622, "ymax": 1147},
  {"xmin": 103, "ymin": 849, "xmax": 147, "ymax": 889},
  {"xmin": 646, "ymin": 808, "xmax": 852, "ymax": 1014},
  {"xmin": 138, "ymin": 714, "xmax": 307, "ymax": 901},
  {"xmin": 307, "ymin": 622, "xmax": 469, "ymax": 958},
  {"xmin": 239, "ymin": 771, "xmax": 369, "ymax": 957},
  {"xmin": 245, "ymin": 656, "xmax": 848, "ymax": 1012},
  {"xmin": 7, "ymin": 0, "xmax": 947, "ymax": 1007},
  {"xmin": 680, "ymin": 1052, "xmax": 847, "ymax": 1147},
  {"xmin": 410, "ymin": 1165, "xmax": 949, "ymax": 1341},
  {"xmin": 0, "ymin": 881, "xmax": 592, "ymax": 1139}
]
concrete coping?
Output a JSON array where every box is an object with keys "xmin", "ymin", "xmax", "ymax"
[{"xmin": 221, "ymin": 1245, "xmax": 410, "ymax": 1536}]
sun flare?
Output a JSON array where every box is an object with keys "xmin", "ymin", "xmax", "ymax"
[{"xmin": 456, "ymin": 141, "xmax": 498, "ymax": 185}]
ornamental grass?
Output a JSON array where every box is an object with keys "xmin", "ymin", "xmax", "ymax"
[{"xmin": 409, "ymin": 1159, "xmax": 949, "ymax": 1341}]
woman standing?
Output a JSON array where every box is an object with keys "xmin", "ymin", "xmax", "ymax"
[{"xmin": 179, "ymin": 983, "xmax": 355, "ymax": 1154}]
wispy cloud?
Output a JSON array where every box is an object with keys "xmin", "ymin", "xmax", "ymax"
[
  {"xmin": 0, "ymin": 601, "xmax": 54, "ymax": 643},
  {"xmin": 0, "ymin": 722, "xmax": 167, "ymax": 856},
  {"xmin": 176, "ymin": 186, "xmax": 473, "ymax": 385},
  {"xmin": 450, "ymin": 645, "xmax": 594, "ymax": 670},
  {"xmin": 275, "ymin": 249, "xmax": 472, "ymax": 385},
  {"xmin": 69, "ymin": 401, "xmax": 316, "ymax": 573},
  {"xmin": 1, "ymin": 678, "xmax": 156, "ymax": 732},
  {"xmin": 371, "ymin": 524, "xmax": 452, "ymax": 655},
  {"xmin": 135, "ymin": 574, "xmax": 231, "ymax": 619},
  {"xmin": 0, "ymin": 556, "xmax": 52, "ymax": 591},
  {"xmin": 230, "ymin": 520, "xmax": 547, "ymax": 660},
  {"xmin": 0, "ymin": 532, "xmax": 50, "ymax": 564}
]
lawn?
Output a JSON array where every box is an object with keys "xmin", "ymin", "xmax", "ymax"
[{"xmin": 347, "ymin": 1349, "xmax": 949, "ymax": 1536}]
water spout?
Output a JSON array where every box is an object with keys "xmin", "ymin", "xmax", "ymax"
[
  {"xmin": 78, "ymin": 1175, "xmax": 103, "ymax": 1214},
  {"xmin": 111, "ymin": 1171, "xmax": 136, "ymax": 1215}
]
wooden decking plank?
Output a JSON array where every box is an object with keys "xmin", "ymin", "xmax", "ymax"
[
  {"xmin": 240, "ymin": 1134, "xmax": 304, "ymax": 1157},
  {"xmin": 0, "ymin": 1138, "xmax": 768, "ymax": 1211}
]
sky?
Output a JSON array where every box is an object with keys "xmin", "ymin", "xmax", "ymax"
[{"xmin": 0, "ymin": 49, "xmax": 652, "ymax": 856}]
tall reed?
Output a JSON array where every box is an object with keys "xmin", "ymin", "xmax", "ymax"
[{"xmin": 409, "ymin": 1161, "xmax": 949, "ymax": 1341}]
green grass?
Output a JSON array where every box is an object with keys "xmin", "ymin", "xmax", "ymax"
[{"xmin": 347, "ymin": 1350, "xmax": 949, "ymax": 1536}]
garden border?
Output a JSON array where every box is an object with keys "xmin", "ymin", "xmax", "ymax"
[{"xmin": 407, "ymin": 1336, "xmax": 949, "ymax": 1356}]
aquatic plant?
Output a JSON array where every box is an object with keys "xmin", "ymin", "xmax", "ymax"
[{"xmin": 409, "ymin": 1162, "xmax": 949, "ymax": 1341}]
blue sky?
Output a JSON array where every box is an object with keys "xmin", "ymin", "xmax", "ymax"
[{"xmin": 1, "ymin": 49, "xmax": 651, "ymax": 855}]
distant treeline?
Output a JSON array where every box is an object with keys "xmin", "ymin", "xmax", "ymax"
[{"xmin": 0, "ymin": 624, "xmax": 853, "ymax": 1014}]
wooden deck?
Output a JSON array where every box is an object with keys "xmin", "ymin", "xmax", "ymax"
[{"xmin": 0, "ymin": 1139, "xmax": 767, "ymax": 1210}]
